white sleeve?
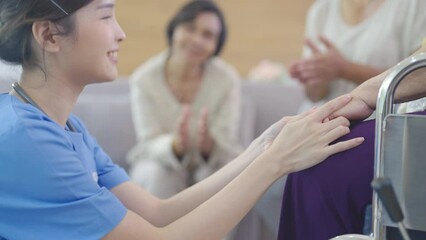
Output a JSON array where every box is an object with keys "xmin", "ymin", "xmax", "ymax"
[
  {"xmin": 402, "ymin": 0, "xmax": 426, "ymax": 55},
  {"xmin": 127, "ymin": 74, "xmax": 183, "ymax": 170},
  {"xmin": 303, "ymin": 0, "xmax": 328, "ymax": 57}
]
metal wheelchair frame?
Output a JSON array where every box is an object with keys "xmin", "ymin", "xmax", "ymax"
[{"xmin": 373, "ymin": 52, "xmax": 426, "ymax": 240}]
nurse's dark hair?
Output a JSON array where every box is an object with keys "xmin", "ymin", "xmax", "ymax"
[
  {"xmin": 166, "ymin": 0, "xmax": 227, "ymax": 56},
  {"xmin": 0, "ymin": 0, "xmax": 93, "ymax": 67}
]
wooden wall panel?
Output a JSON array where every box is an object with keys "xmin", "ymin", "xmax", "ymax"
[{"xmin": 116, "ymin": 0, "xmax": 314, "ymax": 76}]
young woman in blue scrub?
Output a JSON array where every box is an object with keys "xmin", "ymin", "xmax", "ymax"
[{"xmin": 0, "ymin": 0, "xmax": 364, "ymax": 239}]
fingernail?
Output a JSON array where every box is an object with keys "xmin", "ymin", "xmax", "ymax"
[{"xmin": 357, "ymin": 137, "xmax": 365, "ymax": 143}]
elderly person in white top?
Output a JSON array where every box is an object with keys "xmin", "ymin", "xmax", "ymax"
[{"xmin": 290, "ymin": 0, "xmax": 426, "ymax": 113}]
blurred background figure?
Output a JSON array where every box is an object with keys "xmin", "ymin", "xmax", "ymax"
[
  {"xmin": 290, "ymin": 0, "xmax": 426, "ymax": 114},
  {"xmin": 126, "ymin": 0, "xmax": 241, "ymax": 199}
]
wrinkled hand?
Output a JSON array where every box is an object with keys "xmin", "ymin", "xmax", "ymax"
[
  {"xmin": 198, "ymin": 107, "xmax": 215, "ymax": 158},
  {"xmin": 173, "ymin": 105, "xmax": 191, "ymax": 158},
  {"xmin": 329, "ymin": 93, "xmax": 375, "ymax": 121},
  {"xmin": 264, "ymin": 95, "xmax": 365, "ymax": 175},
  {"xmin": 290, "ymin": 36, "xmax": 346, "ymax": 86}
]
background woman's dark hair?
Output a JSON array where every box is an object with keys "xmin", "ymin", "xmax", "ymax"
[
  {"xmin": 0, "ymin": 0, "xmax": 92, "ymax": 67},
  {"xmin": 166, "ymin": 0, "xmax": 227, "ymax": 56}
]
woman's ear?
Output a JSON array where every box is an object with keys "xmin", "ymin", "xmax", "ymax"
[{"xmin": 32, "ymin": 20, "xmax": 62, "ymax": 53}]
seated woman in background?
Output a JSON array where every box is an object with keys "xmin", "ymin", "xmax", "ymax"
[
  {"xmin": 278, "ymin": 42, "xmax": 426, "ymax": 240},
  {"xmin": 127, "ymin": 0, "xmax": 242, "ymax": 198}
]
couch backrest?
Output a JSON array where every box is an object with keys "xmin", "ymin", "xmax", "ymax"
[
  {"xmin": 241, "ymin": 82, "xmax": 305, "ymax": 136},
  {"xmin": 74, "ymin": 79, "xmax": 136, "ymax": 170}
]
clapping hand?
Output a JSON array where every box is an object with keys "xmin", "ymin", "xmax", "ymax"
[
  {"xmin": 173, "ymin": 105, "xmax": 191, "ymax": 158},
  {"xmin": 198, "ymin": 107, "xmax": 214, "ymax": 160},
  {"xmin": 290, "ymin": 36, "xmax": 346, "ymax": 86}
]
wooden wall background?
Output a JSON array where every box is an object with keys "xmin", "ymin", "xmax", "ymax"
[{"xmin": 115, "ymin": 0, "xmax": 314, "ymax": 77}]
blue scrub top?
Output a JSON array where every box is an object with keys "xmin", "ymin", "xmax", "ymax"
[{"xmin": 0, "ymin": 93, "xmax": 129, "ymax": 240}]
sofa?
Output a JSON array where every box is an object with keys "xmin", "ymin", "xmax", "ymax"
[{"xmin": 0, "ymin": 78, "xmax": 306, "ymax": 240}]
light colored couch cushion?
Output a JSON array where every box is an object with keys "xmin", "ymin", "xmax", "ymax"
[
  {"xmin": 74, "ymin": 79, "xmax": 136, "ymax": 171},
  {"xmin": 240, "ymin": 81, "xmax": 305, "ymax": 136}
]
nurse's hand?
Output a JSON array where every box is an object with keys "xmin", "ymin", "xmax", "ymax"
[
  {"xmin": 262, "ymin": 95, "xmax": 365, "ymax": 175},
  {"xmin": 241, "ymin": 107, "xmax": 317, "ymax": 164}
]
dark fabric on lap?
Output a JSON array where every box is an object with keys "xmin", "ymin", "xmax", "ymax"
[{"xmin": 277, "ymin": 111, "xmax": 426, "ymax": 240}]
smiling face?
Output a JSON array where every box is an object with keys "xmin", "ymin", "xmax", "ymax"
[
  {"xmin": 171, "ymin": 12, "xmax": 221, "ymax": 65},
  {"xmin": 57, "ymin": 0, "xmax": 126, "ymax": 85}
]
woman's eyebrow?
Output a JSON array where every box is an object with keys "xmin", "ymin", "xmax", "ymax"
[{"xmin": 96, "ymin": 3, "xmax": 115, "ymax": 10}]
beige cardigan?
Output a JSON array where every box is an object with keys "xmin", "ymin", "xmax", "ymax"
[{"xmin": 127, "ymin": 52, "xmax": 242, "ymax": 171}]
